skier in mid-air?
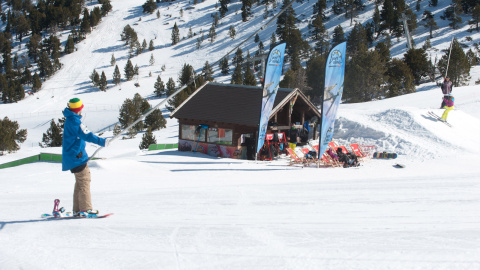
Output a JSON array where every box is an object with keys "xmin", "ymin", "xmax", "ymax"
[{"xmin": 62, "ymin": 98, "xmax": 110, "ymax": 217}]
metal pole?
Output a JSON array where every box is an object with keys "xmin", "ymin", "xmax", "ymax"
[
  {"xmin": 445, "ymin": 37, "xmax": 454, "ymax": 78},
  {"xmin": 88, "ymin": 0, "xmax": 296, "ymax": 161}
]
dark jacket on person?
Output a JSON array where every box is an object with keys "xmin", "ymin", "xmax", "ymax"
[{"xmin": 441, "ymin": 80, "xmax": 453, "ymax": 95}]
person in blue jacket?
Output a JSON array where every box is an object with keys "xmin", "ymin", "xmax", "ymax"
[{"xmin": 62, "ymin": 98, "xmax": 110, "ymax": 217}]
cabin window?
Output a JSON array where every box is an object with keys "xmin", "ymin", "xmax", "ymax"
[
  {"xmin": 181, "ymin": 124, "xmax": 206, "ymax": 142},
  {"xmin": 207, "ymin": 128, "xmax": 233, "ymax": 145}
]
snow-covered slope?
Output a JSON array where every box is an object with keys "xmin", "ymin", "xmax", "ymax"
[{"xmin": 1, "ymin": 1, "xmax": 480, "ymax": 269}]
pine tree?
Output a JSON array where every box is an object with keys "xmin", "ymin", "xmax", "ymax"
[
  {"xmin": 243, "ymin": 66, "xmax": 257, "ymax": 86},
  {"xmin": 306, "ymin": 53, "xmax": 327, "ymax": 104},
  {"xmin": 124, "ymin": 59, "xmax": 135, "ymax": 81},
  {"xmin": 113, "ymin": 123, "xmax": 122, "ymax": 137},
  {"xmin": 149, "ymin": 40, "xmax": 155, "ymax": 51},
  {"xmin": 403, "ymin": 48, "xmax": 430, "ymax": 85},
  {"xmin": 142, "ymin": 0, "xmax": 157, "ymax": 14},
  {"xmin": 113, "ymin": 65, "xmax": 121, "ymax": 85},
  {"xmin": 231, "ymin": 65, "xmax": 243, "ymax": 85},
  {"xmin": 139, "ymin": 127, "xmax": 157, "ymax": 149},
  {"xmin": 229, "ymin": 26, "xmax": 236, "ymax": 39},
  {"xmin": 171, "ymin": 22, "xmax": 180, "ymax": 45},
  {"xmin": 241, "ymin": 0, "xmax": 252, "ymax": 22},
  {"xmin": 166, "ymin": 77, "xmax": 176, "ymax": 110},
  {"xmin": 110, "ymin": 53, "xmax": 116, "ymax": 66},
  {"xmin": 202, "ymin": 61, "xmax": 214, "ymax": 81},
  {"xmin": 311, "ymin": 14, "xmax": 329, "ymax": 54},
  {"xmin": 469, "ymin": 4, "xmax": 480, "ymax": 32},
  {"xmin": 32, "ymin": 72, "xmax": 42, "ymax": 92},
  {"xmin": 380, "ymin": 0, "xmax": 395, "ymax": 32},
  {"xmin": 144, "ymin": 109, "xmax": 166, "ymax": 131},
  {"xmin": 41, "ymin": 118, "xmax": 63, "ymax": 147},
  {"xmin": 438, "ymin": 39, "xmax": 470, "ymax": 86},
  {"xmin": 344, "ymin": 49, "xmax": 386, "ymax": 103},
  {"xmin": 270, "ymin": 32, "xmax": 277, "ymax": 50},
  {"xmin": 80, "ymin": 8, "xmax": 91, "ymax": 37},
  {"xmin": 332, "ymin": 25, "xmax": 346, "ymax": 48},
  {"xmin": 14, "ymin": 83, "xmax": 25, "ymax": 102},
  {"xmin": 375, "ymin": 42, "xmax": 391, "ymax": 64},
  {"xmin": 64, "ymin": 35, "xmax": 75, "ymax": 54},
  {"xmin": 178, "ymin": 63, "xmax": 194, "ymax": 86},
  {"xmin": 422, "ymin": 11, "xmax": 438, "ymax": 38},
  {"xmin": 219, "ymin": 0, "xmax": 228, "ymax": 18},
  {"xmin": 345, "ymin": 0, "xmax": 364, "ymax": 25},
  {"xmin": 0, "ymin": 117, "xmax": 27, "ymax": 154},
  {"xmin": 442, "ymin": 1, "xmax": 462, "ymax": 29},
  {"xmin": 373, "ymin": 3, "xmax": 381, "ymax": 35},
  {"xmin": 166, "ymin": 77, "xmax": 176, "ymax": 95},
  {"xmin": 254, "ymin": 33, "xmax": 260, "ymax": 43},
  {"xmin": 279, "ymin": 68, "xmax": 312, "ymax": 97},
  {"xmin": 99, "ymin": 71, "xmax": 108, "ymax": 91},
  {"xmin": 118, "ymin": 97, "xmax": 142, "ymax": 133},
  {"xmin": 38, "ymin": 51, "xmax": 53, "ymax": 78},
  {"xmin": 219, "ymin": 57, "xmax": 230, "ymax": 75},
  {"xmin": 233, "ymin": 48, "xmax": 243, "ymax": 66},
  {"xmin": 149, "ymin": 53, "xmax": 155, "ymax": 66},
  {"xmin": 386, "ymin": 58, "xmax": 415, "ymax": 97},
  {"xmin": 208, "ymin": 24, "xmax": 216, "ymax": 43},
  {"xmin": 27, "ymin": 33, "xmax": 41, "ymax": 62},
  {"xmin": 121, "ymin": 25, "xmax": 138, "ymax": 46},
  {"xmin": 347, "ymin": 22, "xmax": 368, "ymax": 57},
  {"xmin": 154, "ymin": 75, "xmax": 165, "ymax": 96},
  {"xmin": 91, "ymin": 69, "xmax": 99, "ymax": 86}
]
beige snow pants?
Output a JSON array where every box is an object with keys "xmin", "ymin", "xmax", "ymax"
[{"xmin": 73, "ymin": 165, "xmax": 92, "ymax": 212}]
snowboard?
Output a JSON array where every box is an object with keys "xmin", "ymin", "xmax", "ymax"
[
  {"xmin": 427, "ymin": 111, "xmax": 452, "ymax": 127},
  {"xmin": 393, "ymin": 163, "xmax": 405, "ymax": 168},
  {"xmin": 41, "ymin": 199, "xmax": 113, "ymax": 219},
  {"xmin": 41, "ymin": 213, "xmax": 113, "ymax": 219},
  {"xmin": 373, "ymin": 152, "xmax": 397, "ymax": 159}
]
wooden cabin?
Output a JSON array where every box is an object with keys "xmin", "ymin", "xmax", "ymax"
[{"xmin": 170, "ymin": 82, "xmax": 321, "ymax": 159}]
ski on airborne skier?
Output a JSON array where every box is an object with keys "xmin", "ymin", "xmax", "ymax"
[{"xmin": 427, "ymin": 111, "xmax": 452, "ymax": 127}]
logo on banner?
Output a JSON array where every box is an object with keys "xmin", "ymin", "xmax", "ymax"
[
  {"xmin": 328, "ymin": 50, "xmax": 343, "ymax": 67},
  {"xmin": 268, "ymin": 49, "xmax": 282, "ymax": 65}
]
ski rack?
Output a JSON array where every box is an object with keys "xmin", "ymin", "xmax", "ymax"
[{"xmin": 88, "ymin": 0, "xmax": 296, "ymax": 161}]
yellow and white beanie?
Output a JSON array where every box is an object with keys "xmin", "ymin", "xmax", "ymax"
[{"xmin": 68, "ymin": 98, "xmax": 84, "ymax": 113}]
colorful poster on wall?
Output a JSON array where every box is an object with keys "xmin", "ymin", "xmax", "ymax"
[
  {"xmin": 256, "ymin": 43, "xmax": 286, "ymax": 154},
  {"xmin": 318, "ymin": 42, "xmax": 346, "ymax": 159}
]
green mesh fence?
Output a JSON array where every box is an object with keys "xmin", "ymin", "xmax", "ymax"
[
  {"xmin": 148, "ymin": 143, "xmax": 178, "ymax": 151},
  {"xmin": 0, "ymin": 153, "xmax": 63, "ymax": 169}
]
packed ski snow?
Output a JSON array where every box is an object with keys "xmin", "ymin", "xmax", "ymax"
[{"xmin": 1, "ymin": 0, "xmax": 480, "ymax": 269}]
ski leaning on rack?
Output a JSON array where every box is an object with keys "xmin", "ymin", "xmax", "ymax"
[
  {"xmin": 41, "ymin": 199, "xmax": 113, "ymax": 219},
  {"xmin": 427, "ymin": 111, "xmax": 452, "ymax": 127}
]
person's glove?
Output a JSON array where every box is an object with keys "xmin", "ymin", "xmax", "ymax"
[{"xmin": 105, "ymin": 138, "xmax": 112, "ymax": 147}]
